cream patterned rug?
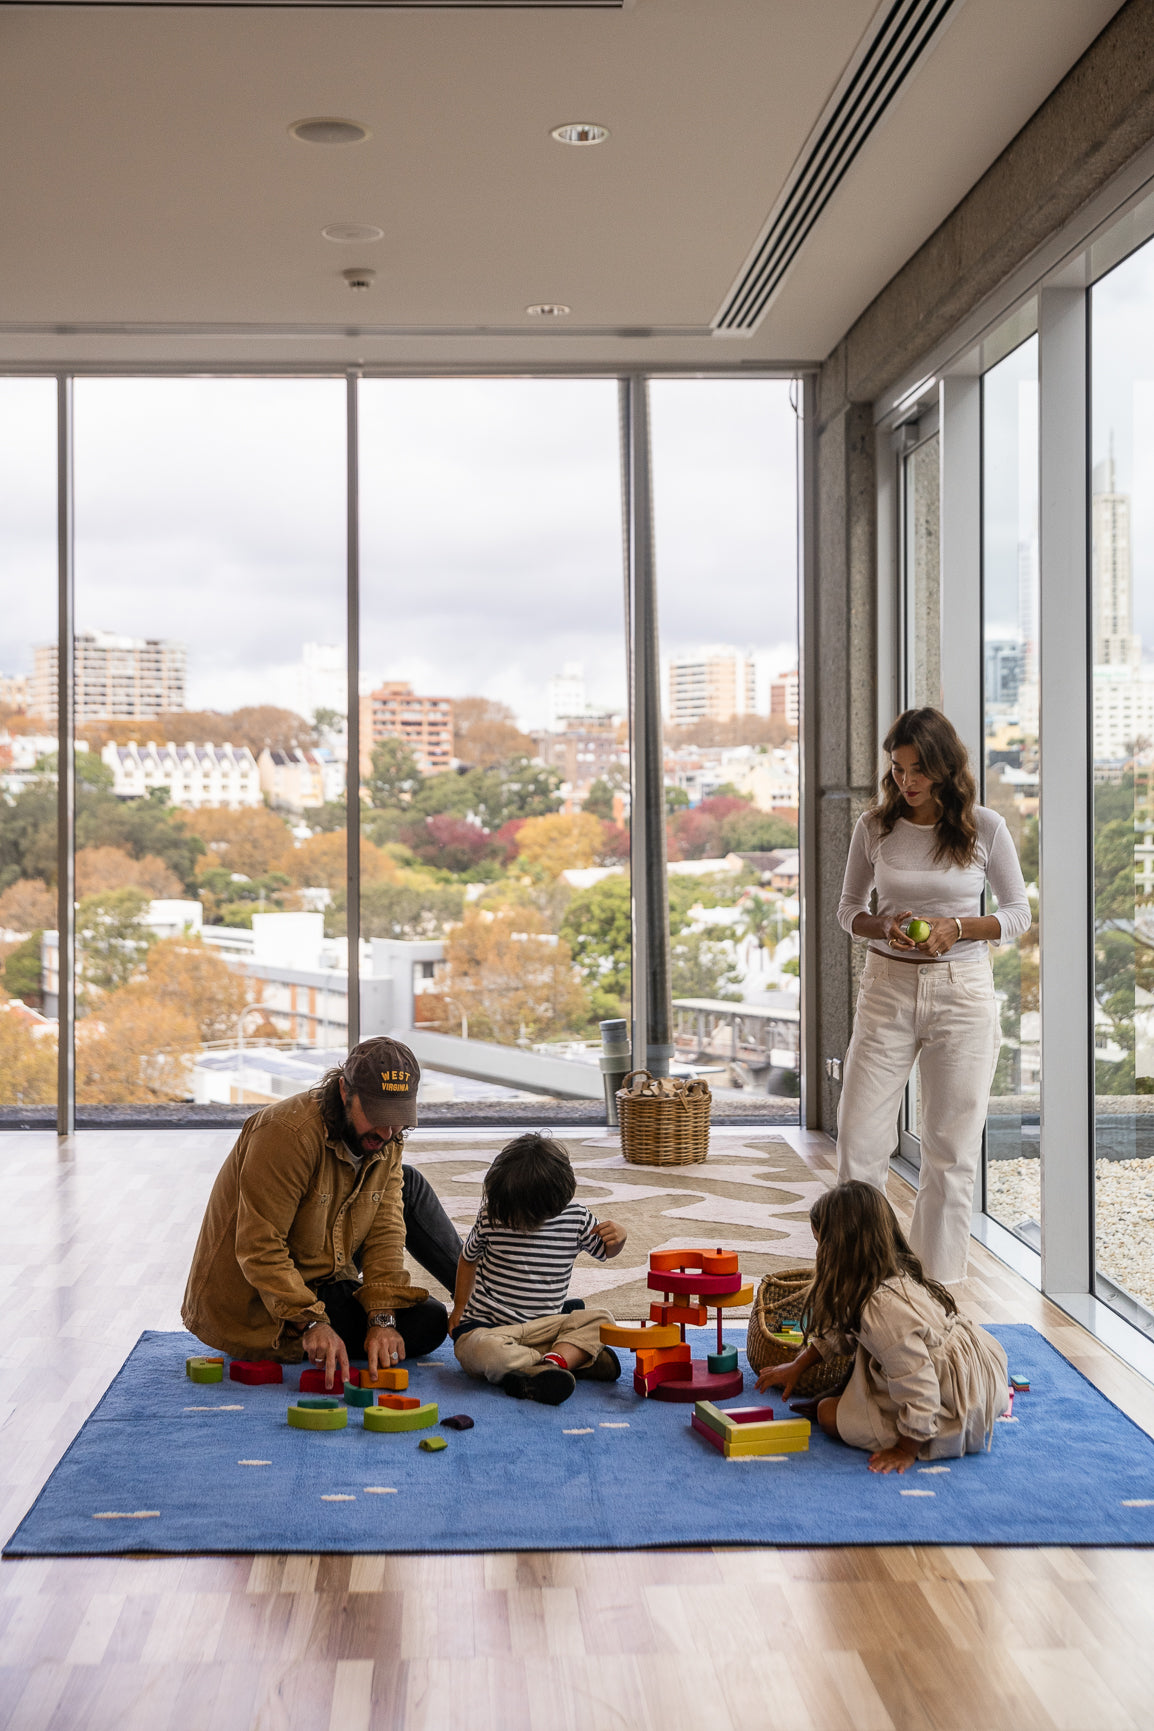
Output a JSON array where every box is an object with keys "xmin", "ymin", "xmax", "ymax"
[{"xmin": 403, "ymin": 1130, "xmax": 825, "ymax": 1321}]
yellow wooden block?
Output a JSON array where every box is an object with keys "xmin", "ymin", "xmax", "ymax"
[
  {"xmin": 599, "ymin": 1321, "xmax": 681, "ymax": 1350},
  {"xmin": 712, "ymin": 1283, "xmax": 755, "ymax": 1310},
  {"xmin": 725, "ymin": 1429, "xmax": 809, "ymax": 1456},
  {"xmin": 363, "ymin": 1401, "xmax": 438, "ymax": 1433}
]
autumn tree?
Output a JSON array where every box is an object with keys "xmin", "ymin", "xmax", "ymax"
[
  {"xmin": 0, "ymin": 1009, "xmax": 56, "ymax": 1103},
  {"xmin": 284, "ymin": 829, "xmax": 397, "ymax": 892},
  {"xmin": 75, "ymin": 845, "xmax": 183, "ymax": 899},
  {"xmin": 514, "ymin": 812, "xmax": 605, "ymax": 879},
  {"xmin": 75, "ymin": 988, "xmax": 199, "ymax": 1104},
  {"xmin": 401, "ymin": 815, "xmax": 500, "ymax": 876},
  {"xmin": 0, "ymin": 878, "xmax": 56, "ymax": 935},
  {"xmin": 442, "ymin": 909, "xmax": 588, "ymax": 1044},
  {"xmin": 76, "ymin": 887, "xmax": 154, "ymax": 1000},
  {"xmin": 2, "ymin": 934, "xmax": 45, "ymax": 1006},
  {"xmin": 183, "ymin": 806, "xmax": 294, "ymax": 879},
  {"xmin": 81, "ymin": 706, "xmax": 317, "ymax": 757},
  {"xmin": 452, "ymin": 697, "xmax": 535, "ymax": 769},
  {"xmin": 142, "ymin": 935, "xmax": 251, "ymax": 1043},
  {"xmin": 348, "ymin": 879, "xmax": 467, "ymax": 941}
]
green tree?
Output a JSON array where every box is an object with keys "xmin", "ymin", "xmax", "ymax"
[
  {"xmin": 330, "ymin": 879, "xmax": 466, "ymax": 940},
  {"xmin": 664, "ymin": 785, "xmax": 690, "ymax": 814},
  {"xmin": 2, "ymin": 933, "xmax": 45, "ymax": 1006},
  {"xmin": 669, "ymin": 929, "xmax": 742, "ymax": 1001},
  {"xmin": 367, "ymin": 740, "xmax": 425, "ymax": 809},
  {"xmin": 559, "ymin": 874, "xmax": 631, "ymax": 1003},
  {"xmin": 718, "ymin": 809, "xmax": 798, "ymax": 853},
  {"xmin": 76, "ymin": 887, "xmax": 154, "ymax": 1001},
  {"xmin": 582, "ymin": 779, "xmax": 616, "ymax": 822}
]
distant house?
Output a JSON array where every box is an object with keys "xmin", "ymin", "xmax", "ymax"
[
  {"xmin": 101, "ymin": 740, "xmax": 261, "ymax": 809},
  {"xmin": 258, "ymin": 745, "xmax": 332, "ymax": 812}
]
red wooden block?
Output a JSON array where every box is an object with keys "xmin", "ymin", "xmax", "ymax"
[
  {"xmin": 229, "ymin": 1360, "xmax": 283, "ymax": 1385},
  {"xmin": 377, "ymin": 1394, "xmax": 421, "ymax": 1410},
  {"xmin": 648, "ymin": 1361, "xmax": 745, "ymax": 1403},
  {"xmin": 299, "ymin": 1366, "xmax": 341, "ymax": 1393},
  {"xmin": 691, "ymin": 1413, "xmax": 728, "ymax": 1453},
  {"xmin": 726, "ymin": 1406, "xmax": 776, "ymax": 1426},
  {"xmin": 645, "ymin": 1268, "xmax": 743, "ymax": 1298},
  {"xmin": 649, "ymin": 1300, "xmax": 710, "ymax": 1328},
  {"xmin": 633, "ymin": 1361, "xmax": 693, "ymax": 1395}
]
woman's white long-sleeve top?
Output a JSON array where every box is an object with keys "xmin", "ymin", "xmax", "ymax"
[{"xmin": 836, "ymin": 806, "xmax": 1031, "ymax": 962}]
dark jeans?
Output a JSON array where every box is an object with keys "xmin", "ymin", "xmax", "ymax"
[{"xmin": 316, "ymin": 1162, "xmax": 462, "ymax": 1362}]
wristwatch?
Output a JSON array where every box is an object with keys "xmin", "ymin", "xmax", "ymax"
[
  {"xmin": 367, "ymin": 1311, "xmax": 397, "ymax": 1330},
  {"xmin": 302, "ymin": 1316, "xmax": 327, "ymax": 1335}
]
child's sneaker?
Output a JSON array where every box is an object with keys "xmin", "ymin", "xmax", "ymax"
[
  {"xmin": 575, "ymin": 1346, "xmax": 621, "ymax": 1382},
  {"xmin": 501, "ymin": 1366, "xmax": 576, "ymax": 1405}
]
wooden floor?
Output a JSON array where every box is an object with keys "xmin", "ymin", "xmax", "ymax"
[{"xmin": 2, "ymin": 1125, "xmax": 1154, "ymax": 1731}]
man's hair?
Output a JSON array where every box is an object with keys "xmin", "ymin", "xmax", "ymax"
[
  {"xmin": 317, "ymin": 1068, "xmax": 348, "ymax": 1140},
  {"xmin": 483, "ymin": 1133, "xmax": 576, "ymax": 1231}
]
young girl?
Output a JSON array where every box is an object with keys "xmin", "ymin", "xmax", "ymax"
[{"xmin": 757, "ymin": 1181, "xmax": 1009, "ymax": 1473}]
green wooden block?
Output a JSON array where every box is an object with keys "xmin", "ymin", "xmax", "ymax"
[
  {"xmin": 344, "ymin": 1382, "xmax": 375, "ymax": 1407},
  {"xmin": 708, "ymin": 1346, "xmax": 739, "ymax": 1374},
  {"xmin": 288, "ymin": 1403, "xmax": 348, "ymax": 1431},
  {"xmin": 363, "ymin": 1401, "xmax": 438, "ymax": 1434},
  {"xmin": 298, "ymin": 1395, "xmax": 341, "ymax": 1409},
  {"xmin": 187, "ymin": 1358, "xmax": 224, "ymax": 1383},
  {"xmin": 419, "ymin": 1436, "xmax": 447, "ymax": 1453}
]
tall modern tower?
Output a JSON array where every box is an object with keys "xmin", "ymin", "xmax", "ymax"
[{"xmin": 1093, "ymin": 448, "xmax": 1140, "ymax": 669}]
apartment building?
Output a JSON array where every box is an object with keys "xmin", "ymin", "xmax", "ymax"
[
  {"xmin": 667, "ymin": 647, "xmax": 756, "ymax": 728},
  {"xmin": 32, "ymin": 630, "xmax": 186, "ymax": 723},
  {"xmin": 769, "ymin": 668, "xmax": 800, "ymax": 728},
  {"xmin": 358, "ymin": 681, "xmax": 453, "ymax": 777},
  {"xmin": 101, "ymin": 739, "xmax": 261, "ymax": 808}
]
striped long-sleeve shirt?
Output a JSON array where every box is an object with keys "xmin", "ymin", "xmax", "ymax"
[{"xmin": 461, "ymin": 1200, "xmax": 607, "ymax": 1325}]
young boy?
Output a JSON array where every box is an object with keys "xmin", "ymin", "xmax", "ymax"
[{"xmin": 448, "ymin": 1132, "xmax": 627, "ymax": 1405}]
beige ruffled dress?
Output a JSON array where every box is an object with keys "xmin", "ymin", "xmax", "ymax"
[{"xmin": 814, "ymin": 1275, "xmax": 1009, "ymax": 1459}]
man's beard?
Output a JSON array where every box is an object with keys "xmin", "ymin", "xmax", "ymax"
[{"xmin": 343, "ymin": 1112, "xmax": 389, "ymax": 1158}]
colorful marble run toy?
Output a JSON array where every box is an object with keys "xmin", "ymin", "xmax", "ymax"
[{"xmin": 599, "ymin": 1246, "xmax": 754, "ymax": 1402}]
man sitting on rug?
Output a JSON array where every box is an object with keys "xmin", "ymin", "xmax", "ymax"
[{"xmin": 183, "ymin": 1037, "xmax": 460, "ymax": 1391}]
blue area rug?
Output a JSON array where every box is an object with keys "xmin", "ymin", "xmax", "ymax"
[{"xmin": 7, "ymin": 1324, "xmax": 1154, "ymax": 1554}]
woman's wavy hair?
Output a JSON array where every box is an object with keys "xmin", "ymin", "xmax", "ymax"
[
  {"xmin": 802, "ymin": 1181, "xmax": 957, "ymax": 1340},
  {"xmin": 871, "ymin": 707, "xmax": 978, "ymax": 867}
]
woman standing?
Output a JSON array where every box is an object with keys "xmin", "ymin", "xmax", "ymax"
[{"xmin": 836, "ymin": 708, "xmax": 1030, "ymax": 1284}]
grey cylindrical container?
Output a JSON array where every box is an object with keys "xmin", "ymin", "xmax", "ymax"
[{"xmin": 598, "ymin": 1018, "xmax": 632, "ymax": 1127}]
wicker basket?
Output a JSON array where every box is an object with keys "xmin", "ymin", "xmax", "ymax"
[
  {"xmin": 616, "ymin": 1069, "xmax": 711, "ymax": 1166},
  {"xmin": 745, "ymin": 1267, "xmax": 854, "ymax": 1398}
]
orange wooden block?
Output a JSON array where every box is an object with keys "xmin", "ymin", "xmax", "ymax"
[
  {"xmin": 649, "ymin": 1301, "xmax": 710, "ymax": 1327},
  {"xmin": 600, "ymin": 1321, "xmax": 681, "ymax": 1350},
  {"xmin": 360, "ymin": 1367, "xmax": 409, "ymax": 1391},
  {"xmin": 635, "ymin": 1342, "xmax": 692, "ymax": 1377},
  {"xmin": 712, "ymin": 1283, "xmax": 755, "ymax": 1310},
  {"xmin": 649, "ymin": 1247, "xmax": 740, "ymax": 1276},
  {"xmin": 377, "ymin": 1394, "xmax": 421, "ymax": 1410}
]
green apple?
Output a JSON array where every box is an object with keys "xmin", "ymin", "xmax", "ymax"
[{"xmin": 906, "ymin": 918, "xmax": 931, "ymax": 943}]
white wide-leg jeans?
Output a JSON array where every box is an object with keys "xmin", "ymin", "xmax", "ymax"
[{"xmin": 836, "ymin": 947, "xmax": 1001, "ymax": 1284}]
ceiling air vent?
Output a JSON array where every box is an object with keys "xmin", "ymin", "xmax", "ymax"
[{"xmin": 714, "ymin": 0, "xmax": 961, "ymax": 335}]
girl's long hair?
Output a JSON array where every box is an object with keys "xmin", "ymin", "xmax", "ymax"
[
  {"xmin": 803, "ymin": 1181, "xmax": 957, "ymax": 1339},
  {"xmin": 871, "ymin": 707, "xmax": 978, "ymax": 867}
]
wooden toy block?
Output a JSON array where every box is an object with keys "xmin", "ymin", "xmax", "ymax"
[
  {"xmin": 364, "ymin": 1401, "xmax": 438, "ymax": 1433},
  {"xmin": 649, "ymin": 1248, "xmax": 710, "ymax": 1273},
  {"xmin": 1011, "ymin": 1377, "xmax": 1030, "ymax": 1392},
  {"xmin": 708, "ymin": 1346, "xmax": 739, "ymax": 1374},
  {"xmin": 441, "ymin": 1414, "xmax": 474, "ymax": 1430},
  {"xmin": 727, "ymin": 1406, "xmax": 778, "ymax": 1426},
  {"xmin": 300, "ymin": 1367, "xmax": 338, "ymax": 1393},
  {"xmin": 287, "ymin": 1402, "xmax": 348, "ymax": 1430},
  {"xmin": 649, "ymin": 1301, "xmax": 709, "ymax": 1327},
  {"xmin": 691, "ymin": 1410, "xmax": 810, "ymax": 1455},
  {"xmin": 419, "ymin": 1436, "xmax": 448, "ymax": 1452},
  {"xmin": 360, "ymin": 1367, "xmax": 409, "ymax": 1391},
  {"xmin": 298, "ymin": 1395, "xmax": 342, "ymax": 1409},
  {"xmin": 700, "ymin": 1249, "xmax": 741, "ymax": 1275},
  {"xmin": 712, "ymin": 1284, "xmax": 756, "ymax": 1309},
  {"xmin": 600, "ymin": 1321, "xmax": 681, "ymax": 1350},
  {"xmin": 378, "ymin": 1394, "xmax": 422, "ymax": 1410},
  {"xmin": 693, "ymin": 1406, "xmax": 777, "ymax": 1447},
  {"xmin": 645, "ymin": 1268, "xmax": 743, "ymax": 1298},
  {"xmin": 635, "ymin": 1342, "xmax": 692, "ymax": 1377},
  {"xmin": 344, "ymin": 1381, "xmax": 375, "ymax": 1407},
  {"xmin": 186, "ymin": 1358, "xmax": 223, "ymax": 1383},
  {"xmin": 634, "ymin": 1360, "xmax": 696, "ymax": 1395},
  {"xmin": 691, "ymin": 1413, "xmax": 729, "ymax": 1454},
  {"xmin": 229, "ymin": 1360, "xmax": 283, "ymax": 1385},
  {"xmin": 771, "ymin": 1328, "xmax": 805, "ymax": 1345},
  {"xmin": 186, "ymin": 1355, "xmax": 223, "ymax": 1372},
  {"xmin": 649, "ymin": 1363, "xmax": 744, "ymax": 1403}
]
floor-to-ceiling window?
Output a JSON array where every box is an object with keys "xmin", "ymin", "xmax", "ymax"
[
  {"xmin": 71, "ymin": 379, "xmax": 347, "ymax": 1111},
  {"xmin": 0, "ymin": 381, "xmax": 58, "ymax": 1110},
  {"xmin": 1091, "ymin": 237, "xmax": 1154, "ymax": 1326},
  {"xmin": 981, "ymin": 336, "xmax": 1041, "ymax": 1246},
  {"xmin": 650, "ymin": 380, "xmax": 800, "ymax": 1113}
]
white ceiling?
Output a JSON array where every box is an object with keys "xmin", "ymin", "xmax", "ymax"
[{"xmin": 0, "ymin": 0, "xmax": 1125, "ymax": 371}]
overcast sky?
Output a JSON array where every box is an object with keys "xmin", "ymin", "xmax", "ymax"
[{"xmin": 0, "ymin": 376, "xmax": 797, "ymax": 734}]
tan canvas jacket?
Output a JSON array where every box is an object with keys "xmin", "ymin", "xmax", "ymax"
[{"xmin": 181, "ymin": 1089, "xmax": 428, "ymax": 1361}]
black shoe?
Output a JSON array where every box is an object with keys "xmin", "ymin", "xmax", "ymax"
[
  {"xmin": 526, "ymin": 1365, "xmax": 576, "ymax": 1405},
  {"xmin": 501, "ymin": 1371, "xmax": 531, "ymax": 1399},
  {"xmin": 575, "ymin": 1346, "xmax": 621, "ymax": 1383}
]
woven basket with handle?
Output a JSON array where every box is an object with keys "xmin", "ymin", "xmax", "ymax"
[
  {"xmin": 745, "ymin": 1267, "xmax": 854, "ymax": 1398},
  {"xmin": 616, "ymin": 1069, "xmax": 711, "ymax": 1166}
]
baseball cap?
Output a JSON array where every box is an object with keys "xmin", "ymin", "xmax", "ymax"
[{"xmin": 342, "ymin": 1037, "xmax": 421, "ymax": 1128}]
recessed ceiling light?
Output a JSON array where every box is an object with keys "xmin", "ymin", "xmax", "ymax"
[
  {"xmin": 323, "ymin": 223, "xmax": 384, "ymax": 244},
  {"xmin": 289, "ymin": 117, "xmax": 371, "ymax": 146},
  {"xmin": 551, "ymin": 122, "xmax": 609, "ymax": 146},
  {"xmin": 526, "ymin": 303, "xmax": 571, "ymax": 318}
]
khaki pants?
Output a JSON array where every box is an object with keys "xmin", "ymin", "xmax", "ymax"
[
  {"xmin": 454, "ymin": 1309, "xmax": 614, "ymax": 1383},
  {"xmin": 836, "ymin": 948, "xmax": 1001, "ymax": 1284}
]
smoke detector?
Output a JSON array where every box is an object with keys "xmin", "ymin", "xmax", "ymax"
[
  {"xmin": 342, "ymin": 267, "xmax": 376, "ymax": 292},
  {"xmin": 290, "ymin": 117, "xmax": 370, "ymax": 146}
]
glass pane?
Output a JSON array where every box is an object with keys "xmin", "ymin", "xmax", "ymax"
[
  {"xmin": 649, "ymin": 380, "xmax": 799, "ymax": 1120},
  {"xmin": 981, "ymin": 337, "xmax": 1041, "ymax": 1245},
  {"xmin": 72, "ymin": 379, "xmax": 346, "ymax": 1115},
  {"xmin": 905, "ymin": 432, "xmax": 941, "ymax": 710},
  {"xmin": 0, "ymin": 381, "xmax": 59, "ymax": 1119},
  {"xmin": 1091, "ymin": 236, "xmax": 1154, "ymax": 1325},
  {"xmin": 359, "ymin": 380, "xmax": 624, "ymax": 1115}
]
